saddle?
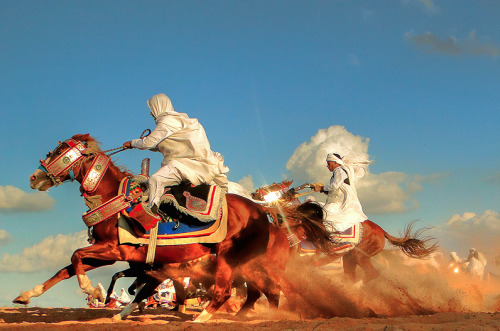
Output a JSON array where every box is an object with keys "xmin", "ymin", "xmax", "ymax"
[{"xmin": 118, "ymin": 176, "xmax": 227, "ymax": 244}]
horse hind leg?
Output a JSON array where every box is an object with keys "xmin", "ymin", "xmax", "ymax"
[
  {"xmin": 342, "ymin": 252, "xmax": 358, "ymax": 283},
  {"xmin": 234, "ymin": 282, "xmax": 262, "ymax": 318},
  {"xmin": 358, "ymin": 256, "xmax": 379, "ymax": 284},
  {"xmin": 105, "ymin": 268, "xmax": 139, "ymax": 304},
  {"xmin": 113, "ymin": 276, "xmax": 163, "ymax": 321},
  {"xmin": 194, "ymin": 259, "xmax": 234, "ymax": 322}
]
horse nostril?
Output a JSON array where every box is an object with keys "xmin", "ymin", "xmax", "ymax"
[{"xmin": 30, "ymin": 175, "xmax": 36, "ymax": 181}]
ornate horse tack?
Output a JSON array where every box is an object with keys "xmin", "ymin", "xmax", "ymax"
[
  {"xmin": 82, "ymin": 195, "xmax": 130, "ymax": 228},
  {"xmin": 82, "ymin": 154, "xmax": 111, "ymax": 193},
  {"xmin": 39, "ymin": 139, "xmax": 86, "ymax": 184}
]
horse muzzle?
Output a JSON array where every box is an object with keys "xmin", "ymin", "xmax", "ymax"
[{"xmin": 29, "ymin": 169, "xmax": 54, "ymax": 191}]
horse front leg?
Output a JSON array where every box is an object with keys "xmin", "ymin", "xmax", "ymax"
[
  {"xmin": 71, "ymin": 243, "xmax": 121, "ymax": 302},
  {"xmin": 13, "ymin": 260, "xmax": 111, "ymax": 305}
]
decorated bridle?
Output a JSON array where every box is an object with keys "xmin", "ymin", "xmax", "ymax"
[
  {"xmin": 39, "ymin": 139, "xmax": 88, "ymax": 186},
  {"xmin": 38, "ymin": 138, "xmax": 112, "ymax": 193}
]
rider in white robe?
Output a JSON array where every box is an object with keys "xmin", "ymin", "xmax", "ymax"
[
  {"xmin": 313, "ymin": 153, "xmax": 370, "ymax": 232},
  {"xmin": 123, "ymin": 93, "xmax": 228, "ymax": 209}
]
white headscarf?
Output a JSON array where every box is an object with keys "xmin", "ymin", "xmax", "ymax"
[
  {"xmin": 326, "ymin": 153, "xmax": 370, "ymax": 183},
  {"xmin": 147, "ymin": 93, "xmax": 175, "ymax": 119}
]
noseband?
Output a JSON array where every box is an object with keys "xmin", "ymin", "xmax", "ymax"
[{"xmin": 38, "ymin": 139, "xmax": 87, "ymax": 186}]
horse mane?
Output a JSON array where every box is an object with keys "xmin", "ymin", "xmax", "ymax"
[
  {"xmin": 71, "ymin": 133, "xmax": 134, "ymax": 177},
  {"xmin": 267, "ymin": 202, "xmax": 334, "ymax": 254}
]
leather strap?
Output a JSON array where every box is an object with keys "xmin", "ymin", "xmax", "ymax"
[
  {"xmin": 82, "ymin": 195, "xmax": 130, "ymax": 228},
  {"xmin": 146, "ymin": 222, "xmax": 159, "ymax": 265}
]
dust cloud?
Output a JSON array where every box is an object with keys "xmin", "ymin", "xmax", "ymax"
[{"xmin": 242, "ymin": 250, "xmax": 500, "ymax": 320}]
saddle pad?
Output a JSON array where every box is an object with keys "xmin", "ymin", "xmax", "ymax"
[
  {"xmin": 119, "ymin": 176, "xmax": 147, "ymax": 213},
  {"xmin": 160, "ymin": 184, "xmax": 225, "ymax": 222},
  {"xmin": 300, "ymin": 240, "xmax": 318, "ymax": 254},
  {"xmin": 329, "ymin": 222, "xmax": 363, "ymax": 254},
  {"xmin": 118, "ymin": 197, "xmax": 228, "ymax": 246}
]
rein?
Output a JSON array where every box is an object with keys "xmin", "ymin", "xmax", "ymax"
[{"xmin": 102, "ymin": 129, "xmax": 152, "ymax": 157}]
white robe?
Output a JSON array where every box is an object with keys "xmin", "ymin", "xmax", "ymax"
[
  {"xmin": 132, "ymin": 103, "xmax": 227, "ymax": 206},
  {"xmin": 132, "ymin": 111, "xmax": 222, "ymax": 185},
  {"xmin": 323, "ymin": 167, "xmax": 367, "ymax": 232}
]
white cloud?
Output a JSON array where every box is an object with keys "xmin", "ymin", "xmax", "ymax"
[
  {"xmin": 0, "ymin": 231, "xmax": 89, "ymax": 273},
  {"xmin": 285, "ymin": 126, "xmax": 439, "ymax": 215},
  {"xmin": 0, "ymin": 230, "xmax": 13, "ymax": 247},
  {"xmin": 406, "ymin": 30, "xmax": 500, "ymax": 57},
  {"xmin": 433, "ymin": 210, "xmax": 500, "ymax": 269},
  {"xmin": 237, "ymin": 175, "xmax": 256, "ymax": 193},
  {"xmin": 0, "ymin": 185, "xmax": 55, "ymax": 213},
  {"xmin": 286, "ymin": 126, "xmax": 370, "ymax": 184}
]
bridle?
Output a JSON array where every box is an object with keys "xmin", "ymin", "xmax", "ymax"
[
  {"xmin": 38, "ymin": 130, "xmax": 150, "ymax": 187},
  {"xmin": 38, "ymin": 139, "xmax": 87, "ymax": 186}
]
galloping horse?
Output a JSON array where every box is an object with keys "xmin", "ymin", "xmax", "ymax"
[
  {"xmin": 16, "ymin": 134, "xmax": 332, "ymax": 321},
  {"xmin": 294, "ymin": 202, "xmax": 438, "ymax": 284}
]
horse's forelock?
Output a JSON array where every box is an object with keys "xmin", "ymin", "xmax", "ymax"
[{"xmin": 71, "ymin": 134, "xmax": 102, "ymax": 154}]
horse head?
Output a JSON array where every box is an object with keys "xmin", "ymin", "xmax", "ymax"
[{"xmin": 29, "ymin": 133, "xmax": 116, "ymax": 193}]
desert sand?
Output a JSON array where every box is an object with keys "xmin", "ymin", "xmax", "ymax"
[{"xmin": 3, "ymin": 255, "xmax": 500, "ymax": 330}]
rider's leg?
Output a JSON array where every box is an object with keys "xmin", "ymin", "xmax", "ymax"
[{"xmin": 147, "ymin": 164, "xmax": 183, "ymax": 209}]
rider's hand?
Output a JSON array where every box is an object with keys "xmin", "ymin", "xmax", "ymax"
[
  {"xmin": 123, "ymin": 141, "xmax": 133, "ymax": 149},
  {"xmin": 312, "ymin": 183, "xmax": 323, "ymax": 192}
]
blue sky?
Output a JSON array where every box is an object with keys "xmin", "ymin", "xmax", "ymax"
[{"xmin": 1, "ymin": 0, "xmax": 500, "ymax": 308}]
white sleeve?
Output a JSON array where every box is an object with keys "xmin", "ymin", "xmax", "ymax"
[
  {"xmin": 131, "ymin": 122, "xmax": 174, "ymax": 150},
  {"xmin": 323, "ymin": 167, "xmax": 347, "ymax": 192}
]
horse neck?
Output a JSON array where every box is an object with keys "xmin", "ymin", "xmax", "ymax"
[
  {"xmin": 76, "ymin": 155, "xmax": 127, "ymax": 240},
  {"xmin": 77, "ymin": 154, "xmax": 128, "ymax": 200}
]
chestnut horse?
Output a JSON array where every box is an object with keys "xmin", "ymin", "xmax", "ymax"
[
  {"xmin": 294, "ymin": 202, "xmax": 438, "ymax": 284},
  {"xmin": 16, "ymin": 134, "xmax": 332, "ymax": 322}
]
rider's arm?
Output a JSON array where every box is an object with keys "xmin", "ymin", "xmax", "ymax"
[
  {"xmin": 131, "ymin": 121, "xmax": 175, "ymax": 150},
  {"xmin": 322, "ymin": 167, "xmax": 347, "ymax": 192}
]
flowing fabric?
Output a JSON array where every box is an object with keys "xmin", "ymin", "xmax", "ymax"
[
  {"xmin": 323, "ymin": 154, "xmax": 370, "ymax": 232},
  {"xmin": 131, "ymin": 93, "xmax": 228, "ymax": 206}
]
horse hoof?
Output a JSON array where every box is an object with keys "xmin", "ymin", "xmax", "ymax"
[
  {"xmin": 111, "ymin": 314, "xmax": 123, "ymax": 321},
  {"xmin": 193, "ymin": 310, "xmax": 213, "ymax": 323},
  {"xmin": 13, "ymin": 296, "xmax": 29, "ymax": 305}
]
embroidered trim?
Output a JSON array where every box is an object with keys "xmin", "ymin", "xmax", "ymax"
[
  {"xmin": 41, "ymin": 139, "xmax": 86, "ymax": 177},
  {"xmin": 159, "ymin": 186, "xmax": 225, "ymax": 222},
  {"xmin": 82, "ymin": 154, "xmax": 110, "ymax": 193},
  {"xmin": 287, "ymin": 233, "xmax": 301, "ymax": 247},
  {"xmin": 183, "ymin": 191, "xmax": 207, "ymax": 212},
  {"xmin": 82, "ymin": 195, "xmax": 130, "ymax": 228}
]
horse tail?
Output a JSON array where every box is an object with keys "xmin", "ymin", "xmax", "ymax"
[
  {"xmin": 264, "ymin": 202, "xmax": 333, "ymax": 254},
  {"xmin": 383, "ymin": 220, "xmax": 438, "ymax": 259}
]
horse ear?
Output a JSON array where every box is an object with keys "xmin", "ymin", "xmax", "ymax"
[{"xmin": 72, "ymin": 134, "xmax": 91, "ymax": 142}]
